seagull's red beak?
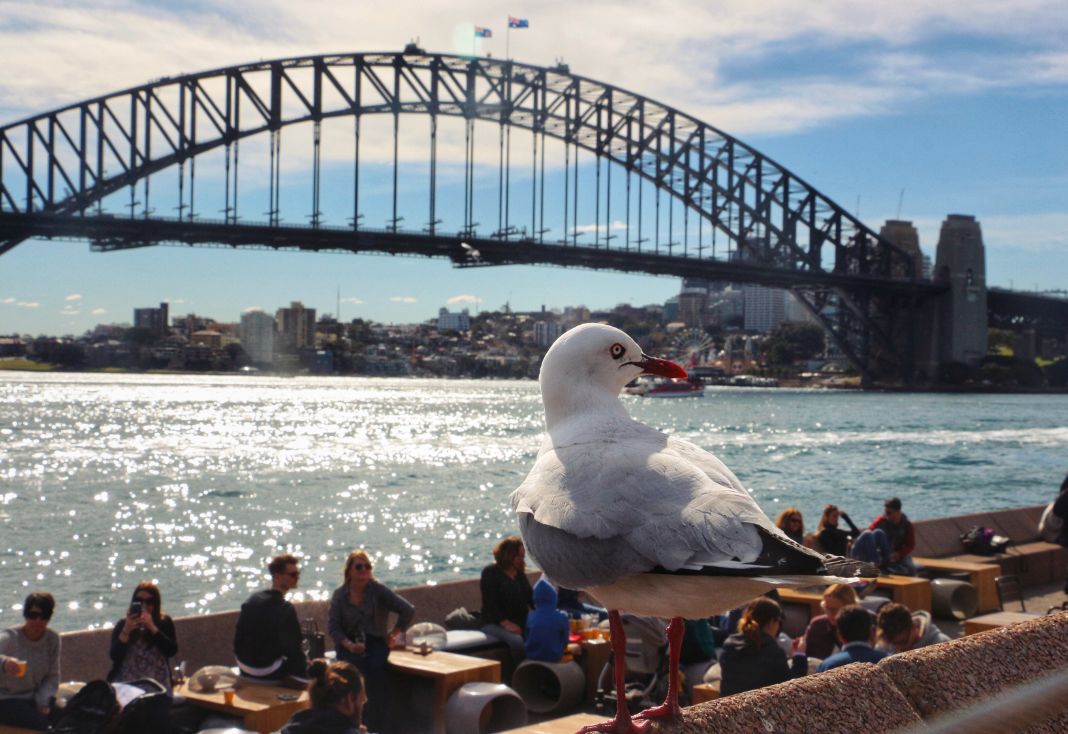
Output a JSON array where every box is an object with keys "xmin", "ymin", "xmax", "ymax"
[{"xmin": 632, "ymin": 353, "xmax": 687, "ymax": 379}]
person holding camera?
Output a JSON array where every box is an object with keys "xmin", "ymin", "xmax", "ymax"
[{"xmin": 108, "ymin": 582, "xmax": 178, "ymax": 694}]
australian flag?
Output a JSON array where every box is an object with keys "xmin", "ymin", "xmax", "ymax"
[
  {"xmin": 475, "ymin": 26, "xmax": 492, "ymax": 37},
  {"xmin": 508, "ymin": 17, "xmax": 529, "ymax": 28}
]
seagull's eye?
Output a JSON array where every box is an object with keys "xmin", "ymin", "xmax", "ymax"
[{"xmin": 609, "ymin": 343, "xmax": 626, "ymax": 359}]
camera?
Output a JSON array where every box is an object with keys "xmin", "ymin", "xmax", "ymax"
[{"xmin": 129, "ymin": 601, "xmax": 142, "ymax": 616}]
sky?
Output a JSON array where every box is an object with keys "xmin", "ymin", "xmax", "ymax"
[{"xmin": 0, "ymin": 0, "xmax": 1066, "ymax": 336}]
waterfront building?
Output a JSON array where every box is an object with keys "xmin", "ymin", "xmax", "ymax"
[
  {"xmin": 133, "ymin": 302, "xmax": 169, "ymax": 338},
  {"xmin": 532, "ymin": 319, "xmax": 565, "ymax": 347},
  {"xmin": 191, "ymin": 330, "xmax": 223, "ymax": 349},
  {"xmin": 743, "ymin": 285, "xmax": 786, "ymax": 333},
  {"xmin": 437, "ymin": 307, "xmax": 471, "ymax": 332},
  {"xmin": 240, "ymin": 309, "xmax": 275, "ymax": 365},
  {"xmin": 276, "ymin": 301, "xmax": 316, "ymax": 352}
]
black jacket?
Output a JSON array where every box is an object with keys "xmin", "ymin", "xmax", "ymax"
[
  {"xmin": 107, "ymin": 614, "xmax": 178, "ymax": 681},
  {"xmin": 479, "ymin": 565, "xmax": 533, "ymax": 628},
  {"xmin": 718, "ymin": 632, "xmax": 805, "ymax": 697},
  {"xmin": 233, "ymin": 589, "xmax": 307, "ymax": 677}
]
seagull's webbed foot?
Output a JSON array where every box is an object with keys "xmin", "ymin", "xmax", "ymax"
[{"xmin": 633, "ymin": 616, "xmax": 685, "ymax": 724}]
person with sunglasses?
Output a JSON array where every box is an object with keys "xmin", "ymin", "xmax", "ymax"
[
  {"xmin": 0, "ymin": 592, "xmax": 60, "ymax": 730},
  {"xmin": 234, "ymin": 553, "xmax": 307, "ymax": 680},
  {"xmin": 107, "ymin": 582, "xmax": 178, "ymax": 694},
  {"xmin": 328, "ymin": 550, "xmax": 414, "ymax": 733}
]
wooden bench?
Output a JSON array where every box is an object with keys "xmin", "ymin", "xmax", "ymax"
[
  {"xmin": 386, "ymin": 648, "xmax": 501, "ymax": 734},
  {"xmin": 912, "ymin": 505, "xmax": 1068, "ymax": 589},
  {"xmin": 778, "ymin": 587, "xmax": 824, "ymax": 620},
  {"xmin": 691, "ymin": 681, "xmax": 720, "ymax": 704},
  {"xmin": 963, "ymin": 611, "xmax": 1042, "ymax": 636},
  {"xmin": 870, "ymin": 575, "xmax": 932, "ymax": 613},
  {"xmin": 911, "ymin": 556, "xmax": 1000, "ymax": 612}
]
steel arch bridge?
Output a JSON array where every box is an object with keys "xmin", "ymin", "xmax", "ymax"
[{"xmin": 0, "ymin": 49, "xmax": 942, "ymax": 383}]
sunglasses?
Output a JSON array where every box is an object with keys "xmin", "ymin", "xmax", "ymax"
[
  {"xmin": 352, "ymin": 563, "xmax": 373, "ymax": 571},
  {"xmin": 134, "ymin": 596, "xmax": 154, "ymax": 604},
  {"xmin": 24, "ymin": 611, "xmax": 51, "ymax": 621}
]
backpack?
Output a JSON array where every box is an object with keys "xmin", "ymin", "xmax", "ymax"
[
  {"xmin": 49, "ymin": 679, "xmax": 119, "ymax": 734},
  {"xmin": 1039, "ymin": 501, "xmax": 1063, "ymax": 543},
  {"xmin": 113, "ymin": 678, "xmax": 170, "ymax": 734},
  {"xmin": 960, "ymin": 525, "xmax": 1010, "ymax": 556}
]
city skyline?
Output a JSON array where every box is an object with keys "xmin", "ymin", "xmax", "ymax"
[{"xmin": 1, "ymin": 1, "xmax": 1066, "ymax": 336}]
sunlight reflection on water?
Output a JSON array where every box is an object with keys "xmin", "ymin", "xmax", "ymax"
[{"xmin": 1, "ymin": 373, "xmax": 1065, "ymax": 630}]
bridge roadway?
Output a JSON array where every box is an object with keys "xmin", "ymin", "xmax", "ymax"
[{"xmin": 0, "ymin": 211, "xmax": 946, "ymax": 296}]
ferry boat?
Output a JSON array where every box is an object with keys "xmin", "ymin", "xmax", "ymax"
[{"xmin": 643, "ymin": 377, "xmax": 705, "ymax": 398}]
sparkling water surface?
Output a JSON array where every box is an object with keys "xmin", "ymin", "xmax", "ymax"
[{"xmin": 1, "ymin": 372, "xmax": 1065, "ymax": 631}]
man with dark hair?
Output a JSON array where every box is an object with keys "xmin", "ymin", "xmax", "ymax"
[
  {"xmin": 0, "ymin": 592, "xmax": 60, "ymax": 729},
  {"xmin": 851, "ymin": 497, "xmax": 918, "ymax": 575},
  {"xmin": 816, "ymin": 605, "xmax": 887, "ymax": 672},
  {"xmin": 875, "ymin": 602, "xmax": 950, "ymax": 654},
  {"xmin": 234, "ymin": 554, "xmax": 307, "ymax": 679}
]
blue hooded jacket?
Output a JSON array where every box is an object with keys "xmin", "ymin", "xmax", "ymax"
[{"xmin": 524, "ymin": 578, "xmax": 570, "ymax": 662}]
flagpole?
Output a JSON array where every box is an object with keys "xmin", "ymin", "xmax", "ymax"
[{"xmin": 506, "ymin": 18, "xmax": 511, "ymax": 60}]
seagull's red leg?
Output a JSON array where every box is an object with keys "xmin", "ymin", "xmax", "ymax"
[
  {"xmin": 578, "ymin": 609, "xmax": 648, "ymax": 734},
  {"xmin": 633, "ymin": 615, "xmax": 684, "ymax": 722}
]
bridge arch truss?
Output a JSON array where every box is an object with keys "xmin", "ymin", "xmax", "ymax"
[{"xmin": 0, "ymin": 50, "xmax": 936, "ymax": 383}]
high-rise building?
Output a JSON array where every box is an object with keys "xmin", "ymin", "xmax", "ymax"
[
  {"xmin": 532, "ymin": 320, "xmax": 565, "ymax": 347},
  {"xmin": 743, "ymin": 285, "xmax": 786, "ymax": 333},
  {"xmin": 133, "ymin": 302, "xmax": 169, "ymax": 338},
  {"xmin": 240, "ymin": 310, "xmax": 275, "ymax": 365},
  {"xmin": 276, "ymin": 301, "xmax": 316, "ymax": 351},
  {"xmin": 678, "ymin": 279, "xmax": 710, "ymax": 327},
  {"xmin": 437, "ymin": 308, "xmax": 471, "ymax": 331}
]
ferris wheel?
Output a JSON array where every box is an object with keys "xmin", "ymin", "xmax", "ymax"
[{"xmin": 672, "ymin": 328, "xmax": 715, "ymax": 367}]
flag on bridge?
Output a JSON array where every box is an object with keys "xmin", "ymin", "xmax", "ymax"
[
  {"xmin": 508, "ymin": 17, "xmax": 529, "ymax": 28},
  {"xmin": 475, "ymin": 26, "xmax": 493, "ymax": 38}
]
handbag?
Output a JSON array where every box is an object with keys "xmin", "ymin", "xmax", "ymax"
[{"xmin": 302, "ymin": 619, "xmax": 326, "ymax": 660}]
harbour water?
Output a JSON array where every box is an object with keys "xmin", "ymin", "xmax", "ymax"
[{"xmin": 1, "ymin": 371, "xmax": 1066, "ymax": 631}]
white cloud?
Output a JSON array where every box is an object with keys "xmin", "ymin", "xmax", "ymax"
[
  {"xmin": 60, "ymin": 307, "xmax": 79, "ymax": 316},
  {"xmin": 1, "ymin": 297, "xmax": 14, "ymax": 304},
  {"xmin": 446, "ymin": 294, "xmax": 480, "ymax": 305},
  {"xmin": 574, "ymin": 220, "xmax": 630, "ymax": 235},
  {"xmin": 16, "ymin": 301, "xmax": 39, "ymax": 309},
  {"xmin": 242, "ymin": 306, "xmax": 264, "ymax": 313},
  {"xmin": 64, "ymin": 293, "xmax": 82, "ymax": 302},
  {"xmin": 164, "ymin": 298, "xmax": 185, "ymax": 305},
  {"xmin": 91, "ymin": 308, "xmax": 107, "ymax": 315},
  {"xmin": 389, "ymin": 296, "xmax": 417, "ymax": 304},
  {"xmin": 341, "ymin": 297, "xmax": 365, "ymax": 305}
]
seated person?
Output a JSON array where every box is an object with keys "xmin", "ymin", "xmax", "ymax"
[
  {"xmin": 718, "ymin": 598, "xmax": 806, "ymax": 697},
  {"xmin": 524, "ymin": 579, "xmax": 571, "ymax": 662},
  {"xmin": 875, "ymin": 602, "xmax": 950, "ymax": 654},
  {"xmin": 851, "ymin": 497, "xmax": 918, "ymax": 575},
  {"xmin": 108, "ymin": 582, "xmax": 178, "ymax": 694},
  {"xmin": 480, "ymin": 536, "xmax": 533, "ymax": 669},
  {"xmin": 280, "ymin": 659, "xmax": 367, "ymax": 734},
  {"xmin": 816, "ymin": 504, "xmax": 861, "ymax": 557},
  {"xmin": 800, "ymin": 583, "xmax": 858, "ymax": 660},
  {"xmin": 329, "ymin": 549, "xmax": 414, "ymax": 733},
  {"xmin": 680, "ymin": 618, "xmax": 719, "ymax": 695},
  {"xmin": 775, "ymin": 508, "xmax": 805, "ymax": 544},
  {"xmin": 0, "ymin": 592, "xmax": 59, "ymax": 731},
  {"xmin": 234, "ymin": 553, "xmax": 307, "ymax": 679},
  {"xmin": 816, "ymin": 605, "xmax": 888, "ymax": 672}
]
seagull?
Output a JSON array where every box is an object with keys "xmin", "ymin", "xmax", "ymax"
[{"xmin": 512, "ymin": 323, "xmax": 876, "ymax": 734}]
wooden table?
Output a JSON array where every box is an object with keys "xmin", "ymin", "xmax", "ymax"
[
  {"xmin": 175, "ymin": 680, "xmax": 309, "ymax": 733},
  {"xmin": 963, "ymin": 611, "xmax": 1041, "ymax": 635},
  {"xmin": 0, "ymin": 726, "xmax": 41, "ymax": 734},
  {"xmin": 500, "ymin": 713, "xmax": 605, "ymax": 733},
  {"xmin": 690, "ymin": 681, "xmax": 720, "ymax": 705},
  {"xmin": 387, "ymin": 648, "xmax": 501, "ymax": 734},
  {"xmin": 913, "ymin": 557, "xmax": 1001, "ymax": 612},
  {"xmin": 778, "ymin": 587, "xmax": 824, "ymax": 619},
  {"xmin": 872, "ymin": 575, "xmax": 932, "ymax": 613}
]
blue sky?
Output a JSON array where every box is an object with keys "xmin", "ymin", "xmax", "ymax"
[{"xmin": 0, "ymin": 0, "xmax": 1065, "ymax": 336}]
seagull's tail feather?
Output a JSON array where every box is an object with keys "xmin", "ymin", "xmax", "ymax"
[{"xmin": 820, "ymin": 555, "xmax": 879, "ymax": 579}]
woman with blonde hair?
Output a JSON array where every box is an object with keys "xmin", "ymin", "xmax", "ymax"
[
  {"xmin": 281, "ymin": 658, "xmax": 367, "ymax": 734},
  {"xmin": 718, "ymin": 597, "xmax": 806, "ymax": 696},
  {"xmin": 327, "ymin": 550, "xmax": 414, "ymax": 732},
  {"xmin": 799, "ymin": 583, "xmax": 860, "ymax": 660},
  {"xmin": 775, "ymin": 508, "xmax": 805, "ymax": 544}
]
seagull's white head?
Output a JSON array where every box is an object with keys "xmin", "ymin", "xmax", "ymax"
[{"xmin": 539, "ymin": 323, "xmax": 686, "ymax": 428}]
